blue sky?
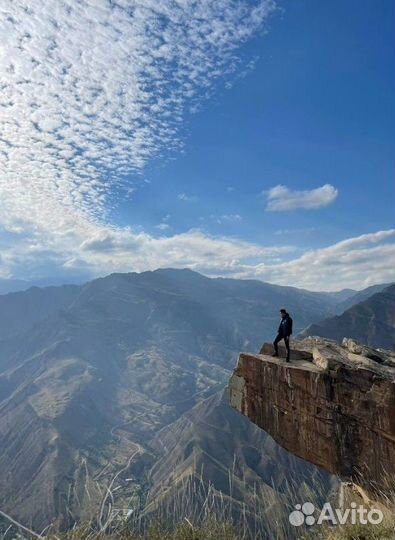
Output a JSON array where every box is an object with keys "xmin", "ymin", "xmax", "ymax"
[
  {"xmin": 122, "ymin": 0, "xmax": 394, "ymax": 245},
  {"xmin": 0, "ymin": 0, "xmax": 394, "ymax": 290}
]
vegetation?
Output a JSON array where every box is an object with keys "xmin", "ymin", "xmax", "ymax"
[
  {"xmin": 319, "ymin": 522, "xmax": 395, "ymax": 540},
  {"xmin": 2, "ymin": 472, "xmax": 394, "ymax": 540},
  {"xmin": 50, "ymin": 520, "xmax": 239, "ymax": 540},
  {"xmin": 33, "ymin": 512, "xmax": 395, "ymax": 540}
]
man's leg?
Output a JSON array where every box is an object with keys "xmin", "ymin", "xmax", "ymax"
[
  {"xmin": 284, "ymin": 336, "xmax": 290, "ymax": 361},
  {"xmin": 273, "ymin": 334, "xmax": 281, "ymax": 356}
]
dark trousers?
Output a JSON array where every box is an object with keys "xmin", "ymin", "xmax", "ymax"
[{"xmin": 273, "ymin": 334, "xmax": 290, "ymax": 359}]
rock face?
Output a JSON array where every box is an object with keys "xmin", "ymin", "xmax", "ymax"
[{"xmin": 229, "ymin": 337, "xmax": 395, "ymax": 495}]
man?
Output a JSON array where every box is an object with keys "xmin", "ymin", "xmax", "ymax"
[{"xmin": 273, "ymin": 308, "xmax": 293, "ymax": 362}]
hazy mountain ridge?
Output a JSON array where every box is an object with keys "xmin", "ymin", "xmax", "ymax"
[
  {"xmin": 0, "ymin": 278, "xmax": 32, "ymax": 295},
  {"xmin": 333, "ymin": 282, "xmax": 393, "ymax": 314},
  {"xmin": 0, "ymin": 276, "xmax": 88, "ymax": 296},
  {"xmin": 299, "ymin": 284, "xmax": 395, "ymax": 348},
  {"xmin": 0, "ymin": 285, "xmax": 80, "ymax": 341}
]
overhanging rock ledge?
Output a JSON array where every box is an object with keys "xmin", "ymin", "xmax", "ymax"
[{"xmin": 229, "ymin": 337, "xmax": 395, "ymax": 494}]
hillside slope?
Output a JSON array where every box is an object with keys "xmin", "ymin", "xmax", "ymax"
[
  {"xmin": 147, "ymin": 390, "xmax": 332, "ymax": 535},
  {"xmin": 333, "ymin": 282, "xmax": 393, "ymax": 314},
  {"xmin": 299, "ymin": 284, "xmax": 395, "ymax": 348}
]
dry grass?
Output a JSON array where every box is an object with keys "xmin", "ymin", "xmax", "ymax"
[
  {"xmin": 52, "ymin": 520, "xmax": 238, "ymax": 540},
  {"xmin": 305, "ymin": 481, "xmax": 395, "ymax": 540},
  {"xmin": 26, "ymin": 469, "xmax": 330, "ymax": 540},
  {"xmin": 2, "ymin": 468, "xmax": 394, "ymax": 540},
  {"xmin": 320, "ymin": 521, "xmax": 395, "ymax": 540}
]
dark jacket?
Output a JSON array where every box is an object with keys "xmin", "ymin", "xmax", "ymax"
[{"xmin": 278, "ymin": 314, "xmax": 293, "ymax": 337}]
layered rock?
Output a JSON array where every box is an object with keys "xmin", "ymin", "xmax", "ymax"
[{"xmin": 229, "ymin": 337, "xmax": 395, "ymax": 495}]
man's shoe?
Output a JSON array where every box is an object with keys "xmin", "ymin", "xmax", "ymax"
[
  {"xmin": 272, "ymin": 352, "xmax": 279, "ymax": 357},
  {"xmin": 286, "ymin": 357, "xmax": 290, "ymax": 363}
]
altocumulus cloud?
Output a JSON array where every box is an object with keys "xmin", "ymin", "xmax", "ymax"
[
  {"xmin": 1, "ymin": 0, "xmax": 274, "ymax": 231},
  {"xmin": 265, "ymin": 184, "xmax": 338, "ymax": 211},
  {"xmin": 0, "ymin": 0, "xmax": 275, "ymax": 275}
]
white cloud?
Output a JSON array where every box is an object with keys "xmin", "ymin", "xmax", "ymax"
[
  {"xmin": 231, "ymin": 230, "xmax": 395, "ymax": 290},
  {"xmin": 274, "ymin": 227, "xmax": 317, "ymax": 236},
  {"xmin": 1, "ymin": 222, "xmax": 394, "ymax": 291},
  {"xmin": 221, "ymin": 214, "xmax": 242, "ymax": 221},
  {"xmin": 155, "ymin": 223, "xmax": 170, "ymax": 231},
  {"xmin": 265, "ymin": 184, "xmax": 338, "ymax": 211},
  {"xmin": 215, "ymin": 214, "xmax": 243, "ymax": 224},
  {"xmin": 178, "ymin": 193, "xmax": 197, "ymax": 202},
  {"xmin": 0, "ymin": 224, "xmax": 293, "ymax": 279}
]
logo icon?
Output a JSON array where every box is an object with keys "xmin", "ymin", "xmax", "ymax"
[{"xmin": 289, "ymin": 502, "xmax": 316, "ymax": 527}]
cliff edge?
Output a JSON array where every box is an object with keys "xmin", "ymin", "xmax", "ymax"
[{"xmin": 229, "ymin": 337, "xmax": 395, "ymax": 494}]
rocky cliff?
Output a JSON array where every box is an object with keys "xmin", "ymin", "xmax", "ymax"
[{"xmin": 229, "ymin": 337, "xmax": 395, "ymax": 495}]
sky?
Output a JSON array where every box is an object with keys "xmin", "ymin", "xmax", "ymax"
[{"xmin": 0, "ymin": 0, "xmax": 394, "ymax": 291}]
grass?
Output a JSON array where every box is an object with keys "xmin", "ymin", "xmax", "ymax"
[
  {"xmin": 32, "ymin": 512, "xmax": 395, "ymax": 540},
  {"xmin": 305, "ymin": 482, "xmax": 395, "ymax": 540},
  {"xmin": 50, "ymin": 520, "xmax": 239, "ymax": 540},
  {"xmin": 2, "ymin": 468, "xmax": 394, "ymax": 540},
  {"xmin": 313, "ymin": 513, "xmax": 395, "ymax": 540}
]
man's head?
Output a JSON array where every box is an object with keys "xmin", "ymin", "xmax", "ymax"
[{"xmin": 280, "ymin": 308, "xmax": 287, "ymax": 318}]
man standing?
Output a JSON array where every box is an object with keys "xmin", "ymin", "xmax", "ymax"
[{"xmin": 273, "ymin": 308, "xmax": 293, "ymax": 362}]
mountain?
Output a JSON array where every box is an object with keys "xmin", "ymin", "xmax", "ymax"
[
  {"xmin": 299, "ymin": 284, "xmax": 395, "ymax": 349},
  {"xmin": 0, "ymin": 276, "xmax": 88, "ymax": 295},
  {"xmin": 333, "ymin": 282, "xmax": 393, "ymax": 314},
  {"xmin": 0, "ymin": 279, "xmax": 32, "ymax": 295},
  {"xmin": 0, "ymin": 285, "xmax": 80, "ymax": 340},
  {"xmin": 146, "ymin": 390, "xmax": 333, "ymax": 536},
  {"xmin": 316, "ymin": 287, "xmax": 356, "ymax": 304},
  {"xmin": 0, "ymin": 269, "xmax": 366, "ymax": 533}
]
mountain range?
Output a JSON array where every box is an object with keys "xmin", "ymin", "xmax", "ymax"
[
  {"xmin": 300, "ymin": 284, "xmax": 395, "ymax": 349},
  {"xmin": 0, "ymin": 276, "xmax": 88, "ymax": 296},
  {"xmin": 0, "ymin": 269, "xmax": 391, "ymax": 535}
]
